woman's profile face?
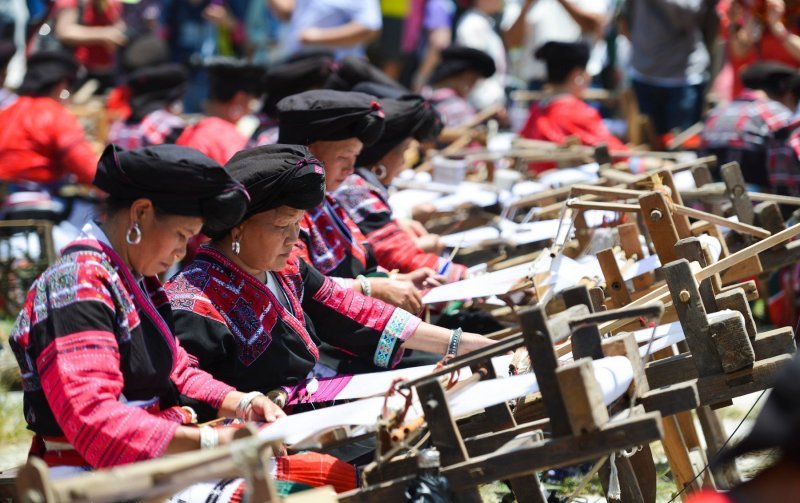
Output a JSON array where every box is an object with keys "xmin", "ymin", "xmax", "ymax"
[
  {"xmin": 309, "ymin": 138, "xmax": 364, "ymax": 192},
  {"xmin": 128, "ymin": 200, "xmax": 203, "ymax": 277},
  {"xmin": 236, "ymin": 206, "xmax": 305, "ymax": 273},
  {"xmin": 377, "ymin": 138, "xmax": 414, "ymax": 184}
]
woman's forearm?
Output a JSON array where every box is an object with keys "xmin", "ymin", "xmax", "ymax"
[
  {"xmin": 403, "ymin": 322, "xmax": 494, "ymax": 355},
  {"xmin": 165, "ymin": 425, "xmax": 202, "ymax": 455}
]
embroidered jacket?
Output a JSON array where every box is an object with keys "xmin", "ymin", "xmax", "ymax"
[
  {"xmin": 334, "ymin": 169, "xmax": 467, "ymax": 280},
  {"xmin": 107, "ymin": 109, "xmax": 186, "ymax": 149},
  {"xmin": 9, "ymin": 236, "xmax": 233, "ymax": 469},
  {"xmin": 165, "ymin": 248, "xmax": 419, "ymax": 416},
  {"xmin": 701, "ymin": 90, "xmax": 792, "ymax": 187},
  {"xmin": 296, "ymin": 194, "xmax": 378, "ymax": 278},
  {"xmin": 767, "ymin": 118, "xmax": 800, "ymax": 197},
  {"xmin": 249, "ymin": 113, "xmax": 280, "ymax": 147}
]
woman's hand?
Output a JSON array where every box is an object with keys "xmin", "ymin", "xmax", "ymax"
[
  {"xmin": 370, "ymin": 278, "xmax": 423, "ymax": 313},
  {"xmin": 415, "ymin": 234, "xmax": 445, "ymax": 253},
  {"xmin": 397, "ymin": 267, "xmax": 446, "ymax": 290},
  {"xmin": 246, "ymin": 395, "xmax": 287, "ymax": 423},
  {"xmin": 399, "ymin": 218, "xmax": 429, "ymax": 238}
]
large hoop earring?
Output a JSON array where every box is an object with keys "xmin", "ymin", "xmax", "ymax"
[
  {"xmin": 126, "ymin": 223, "xmax": 142, "ymax": 245},
  {"xmin": 232, "ymin": 238, "xmax": 241, "ymax": 255},
  {"xmin": 373, "ymin": 164, "xmax": 388, "ymax": 181}
]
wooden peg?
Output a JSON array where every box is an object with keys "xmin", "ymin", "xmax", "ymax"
[
  {"xmin": 639, "ymin": 191, "xmax": 682, "ymax": 263},
  {"xmin": 720, "ymin": 162, "xmax": 755, "ymax": 225}
]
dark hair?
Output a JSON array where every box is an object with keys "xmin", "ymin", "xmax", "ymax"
[{"xmin": 534, "ymin": 41, "xmax": 590, "ymax": 85}]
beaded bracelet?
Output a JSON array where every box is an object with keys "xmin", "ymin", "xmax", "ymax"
[
  {"xmin": 447, "ymin": 328, "xmax": 463, "ymax": 357},
  {"xmin": 357, "ymin": 274, "xmax": 372, "ymax": 297}
]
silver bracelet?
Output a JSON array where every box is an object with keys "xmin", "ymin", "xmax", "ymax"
[
  {"xmin": 357, "ymin": 274, "xmax": 372, "ymax": 297},
  {"xmin": 447, "ymin": 328, "xmax": 463, "ymax": 357},
  {"xmin": 199, "ymin": 425, "xmax": 219, "ymax": 450},
  {"xmin": 235, "ymin": 391, "xmax": 265, "ymax": 420}
]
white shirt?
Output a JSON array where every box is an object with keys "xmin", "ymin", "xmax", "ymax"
[
  {"xmin": 504, "ymin": 0, "xmax": 612, "ymax": 82},
  {"xmin": 455, "ymin": 9, "xmax": 508, "ymax": 109}
]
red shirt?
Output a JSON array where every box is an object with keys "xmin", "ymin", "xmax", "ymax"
[
  {"xmin": 55, "ymin": 0, "xmax": 123, "ymax": 72},
  {"xmin": 176, "ymin": 117, "xmax": 249, "ymax": 165},
  {"xmin": 520, "ymin": 94, "xmax": 628, "ymax": 173},
  {"xmin": 0, "ymin": 97, "xmax": 98, "ymax": 185}
]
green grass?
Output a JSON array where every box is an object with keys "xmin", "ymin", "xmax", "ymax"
[{"xmin": 0, "ymin": 387, "xmax": 30, "ymax": 446}]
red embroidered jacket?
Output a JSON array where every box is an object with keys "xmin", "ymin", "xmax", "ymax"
[{"xmin": 9, "ymin": 237, "xmax": 233, "ymax": 468}]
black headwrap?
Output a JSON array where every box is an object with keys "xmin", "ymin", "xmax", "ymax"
[
  {"xmin": 354, "ymin": 94, "xmax": 443, "ymax": 167},
  {"xmin": 128, "ymin": 63, "xmax": 189, "ymax": 122},
  {"xmin": 210, "ymin": 144, "xmax": 326, "ymax": 238},
  {"xmin": 261, "ymin": 54, "xmax": 335, "ymax": 116},
  {"xmin": 429, "ymin": 45, "xmax": 496, "ymax": 85},
  {"xmin": 534, "ymin": 41, "xmax": 590, "ymax": 84},
  {"xmin": 94, "ymin": 144, "xmax": 249, "ymax": 236},
  {"xmin": 741, "ymin": 61, "xmax": 797, "ymax": 97},
  {"xmin": 121, "ymin": 34, "xmax": 169, "ymax": 74},
  {"xmin": 277, "ymin": 90, "xmax": 386, "ymax": 146},
  {"xmin": 18, "ymin": 50, "xmax": 80, "ymax": 96},
  {"xmin": 324, "ymin": 56, "xmax": 407, "ymax": 92},
  {"xmin": 0, "ymin": 41, "xmax": 15, "ymax": 71},
  {"xmin": 203, "ymin": 57, "xmax": 266, "ymax": 102}
]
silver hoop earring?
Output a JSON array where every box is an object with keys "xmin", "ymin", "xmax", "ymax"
[
  {"xmin": 232, "ymin": 238, "xmax": 241, "ymax": 255},
  {"xmin": 126, "ymin": 223, "xmax": 142, "ymax": 245},
  {"xmin": 373, "ymin": 164, "xmax": 388, "ymax": 180}
]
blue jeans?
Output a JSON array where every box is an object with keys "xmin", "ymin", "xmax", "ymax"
[{"xmin": 631, "ymin": 79, "xmax": 706, "ymax": 135}]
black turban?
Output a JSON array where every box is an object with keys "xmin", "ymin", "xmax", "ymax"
[
  {"xmin": 277, "ymin": 90, "xmax": 386, "ymax": 146},
  {"xmin": 94, "ymin": 144, "xmax": 249, "ymax": 236},
  {"xmin": 324, "ymin": 56, "xmax": 406, "ymax": 92},
  {"xmin": 430, "ymin": 45, "xmax": 496, "ymax": 85},
  {"xmin": 741, "ymin": 61, "xmax": 797, "ymax": 97},
  {"xmin": 353, "ymin": 82, "xmax": 443, "ymax": 141},
  {"xmin": 121, "ymin": 34, "xmax": 169, "ymax": 74},
  {"xmin": 261, "ymin": 54, "xmax": 335, "ymax": 116},
  {"xmin": 128, "ymin": 63, "xmax": 189, "ymax": 122},
  {"xmin": 18, "ymin": 50, "xmax": 80, "ymax": 96},
  {"xmin": 0, "ymin": 41, "xmax": 15, "ymax": 71},
  {"xmin": 211, "ymin": 144, "xmax": 326, "ymax": 238},
  {"xmin": 203, "ymin": 57, "xmax": 266, "ymax": 102},
  {"xmin": 534, "ymin": 41, "xmax": 590, "ymax": 84},
  {"xmin": 355, "ymin": 95, "xmax": 443, "ymax": 167}
]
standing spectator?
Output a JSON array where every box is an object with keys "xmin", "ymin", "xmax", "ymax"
[
  {"xmin": 624, "ymin": 0, "xmax": 718, "ymax": 142},
  {"xmin": 162, "ymin": 0, "xmax": 250, "ymax": 112},
  {"xmin": 269, "ymin": 0, "xmax": 382, "ymax": 59},
  {"xmin": 408, "ymin": 0, "xmax": 455, "ymax": 90},
  {"xmin": 727, "ymin": 0, "xmax": 800, "ymax": 97},
  {"xmin": 455, "ymin": 0, "xmax": 508, "ymax": 109},
  {"xmin": 0, "ymin": 50, "xmax": 98, "ymax": 186},
  {"xmin": 0, "ymin": 41, "xmax": 17, "ymax": 111},
  {"xmin": 53, "ymin": 0, "xmax": 127, "ymax": 92},
  {"xmin": 503, "ymin": 0, "xmax": 613, "ymax": 90}
]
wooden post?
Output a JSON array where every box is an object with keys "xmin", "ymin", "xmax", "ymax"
[
  {"xmin": 598, "ymin": 247, "xmax": 633, "ymax": 308},
  {"xmin": 720, "ymin": 162, "xmax": 755, "ymax": 225},
  {"xmin": 657, "ymin": 170, "xmax": 692, "ymax": 238},
  {"xmin": 519, "ymin": 306, "xmax": 573, "ymax": 437},
  {"xmin": 416, "ymin": 379, "xmax": 482, "ymax": 503},
  {"xmin": 618, "ymin": 222, "xmax": 654, "ymax": 291},
  {"xmin": 556, "ymin": 358, "xmax": 610, "ymax": 435},
  {"xmin": 675, "ymin": 237, "xmax": 718, "ymax": 312},
  {"xmin": 639, "ymin": 192, "xmax": 681, "ymax": 264}
]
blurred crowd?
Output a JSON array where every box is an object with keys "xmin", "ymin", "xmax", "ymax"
[{"xmin": 4, "ymin": 0, "xmax": 800, "ymax": 193}]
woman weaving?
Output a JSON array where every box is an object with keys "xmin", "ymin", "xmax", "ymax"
[
  {"xmin": 165, "ymin": 144, "xmax": 493, "ymax": 414},
  {"xmin": 276, "ymin": 89, "xmax": 442, "ymax": 315},
  {"xmin": 333, "ymin": 83, "xmax": 468, "ymax": 282},
  {"xmin": 9, "ymin": 145, "xmax": 356, "ymax": 498}
]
